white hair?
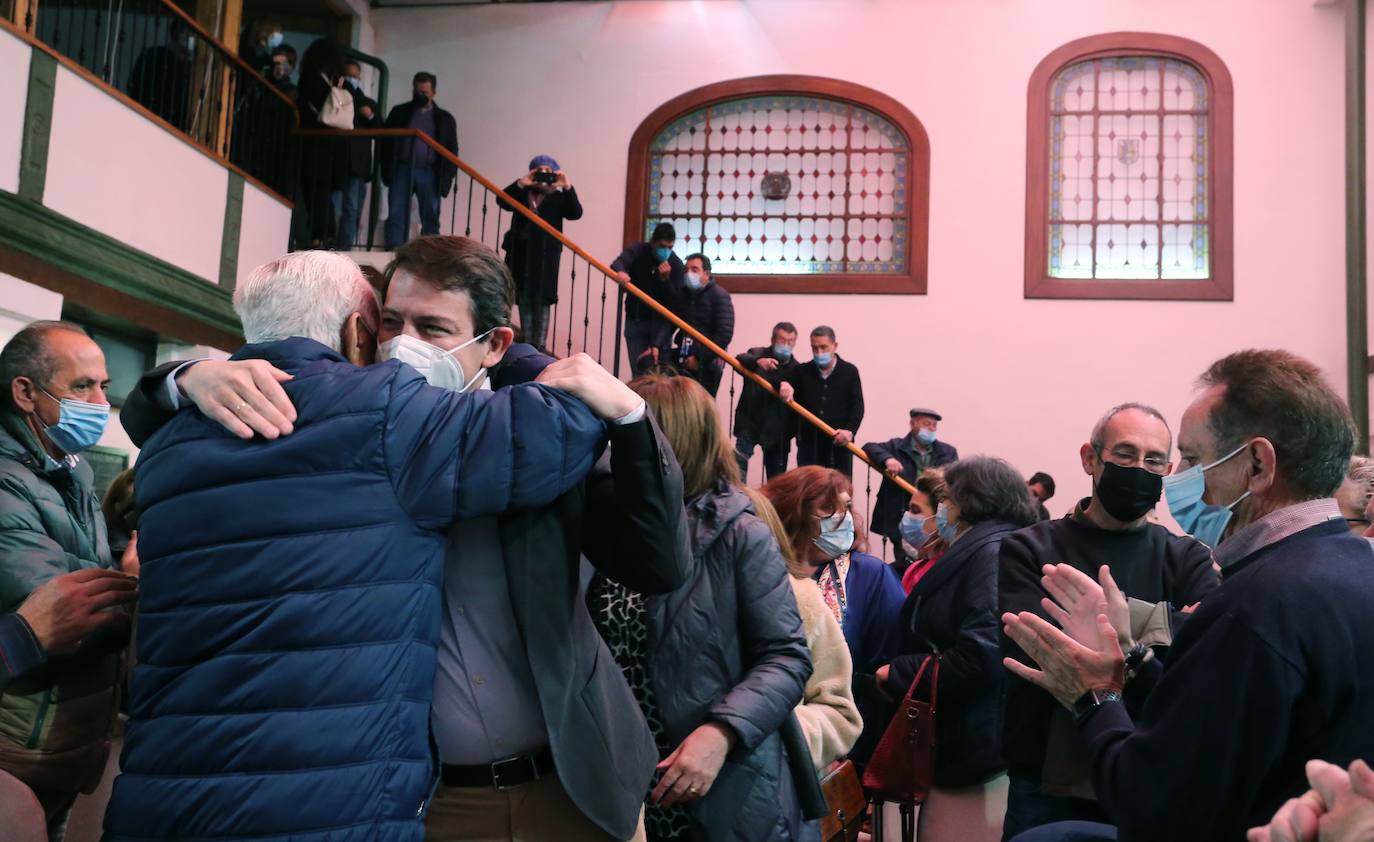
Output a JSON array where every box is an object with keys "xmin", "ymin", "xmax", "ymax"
[{"xmin": 233, "ymin": 251, "xmax": 376, "ymax": 351}]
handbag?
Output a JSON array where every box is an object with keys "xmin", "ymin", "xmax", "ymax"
[
  {"xmin": 818, "ymin": 759, "xmax": 868, "ymax": 842},
  {"xmin": 861, "ymin": 654, "xmax": 939, "ymax": 804},
  {"xmin": 315, "ymin": 75, "xmax": 354, "ymax": 129}
]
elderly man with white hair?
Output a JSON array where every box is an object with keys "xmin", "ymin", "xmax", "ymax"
[{"xmin": 102, "ymin": 251, "xmax": 634, "ymax": 842}]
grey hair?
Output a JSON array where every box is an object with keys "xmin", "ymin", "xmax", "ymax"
[
  {"xmin": 1347, "ymin": 456, "xmax": 1374, "ymax": 493},
  {"xmin": 1089, "ymin": 402, "xmax": 1171, "ymax": 453},
  {"xmin": 0, "ymin": 321, "xmax": 90, "ymax": 411},
  {"xmin": 233, "ymin": 251, "xmax": 376, "ymax": 352}
]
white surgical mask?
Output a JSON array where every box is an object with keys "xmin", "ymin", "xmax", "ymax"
[{"xmin": 379, "ymin": 329, "xmax": 495, "ymax": 393}]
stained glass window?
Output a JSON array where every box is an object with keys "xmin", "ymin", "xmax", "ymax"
[{"xmin": 630, "ymin": 79, "xmax": 929, "ymax": 293}]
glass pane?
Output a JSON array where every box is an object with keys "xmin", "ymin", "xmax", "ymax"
[
  {"xmin": 1049, "ymin": 223, "xmax": 1093, "ymax": 278},
  {"xmin": 1052, "ymin": 60, "xmax": 1096, "ymax": 112},
  {"xmin": 1162, "ymin": 224, "xmax": 1209, "ymax": 278},
  {"xmin": 1094, "ymin": 223, "xmax": 1160, "ymax": 279}
]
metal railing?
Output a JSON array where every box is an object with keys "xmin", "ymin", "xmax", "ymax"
[
  {"xmin": 11, "ymin": 0, "xmax": 298, "ymax": 197},
  {"xmin": 294, "ymin": 126, "xmax": 917, "ymax": 560}
]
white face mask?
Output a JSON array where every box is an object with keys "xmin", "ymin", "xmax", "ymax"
[{"xmin": 379, "ymin": 329, "xmax": 495, "ymax": 393}]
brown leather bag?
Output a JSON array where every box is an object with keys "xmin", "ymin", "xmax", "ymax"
[
  {"xmin": 818, "ymin": 759, "xmax": 867, "ymax": 842},
  {"xmin": 861, "ymin": 655, "xmax": 939, "ymax": 804}
]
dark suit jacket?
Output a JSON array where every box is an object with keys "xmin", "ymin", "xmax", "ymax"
[
  {"xmin": 120, "ymin": 344, "xmax": 692, "ymax": 839},
  {"xmin": 380, "ymin": 101, "xmax": 459, "ymax": 197},
  {"xmin": 862, "ymin": 434, "xmax": 959, "ymax": 540}
]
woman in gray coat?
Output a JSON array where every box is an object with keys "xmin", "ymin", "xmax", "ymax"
[{"xmin": 589, "ymin": 373, "xmax": 813, "ymax": 842}]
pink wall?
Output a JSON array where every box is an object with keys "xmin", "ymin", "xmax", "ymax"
[{"xmin": 373, "ymin": 0, "xmax": 1349, "ymax": 529}]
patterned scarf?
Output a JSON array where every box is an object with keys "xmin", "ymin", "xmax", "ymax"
[{"xmin": 815, "ymin": 552, "xmax": 851, "ymax": 628}]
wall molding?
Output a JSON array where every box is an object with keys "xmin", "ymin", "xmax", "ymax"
[
  {"xmin": 18, "ymin": 48, "xmax": 54, "ymax": 202},
  {"xmin": 220, "ymin": 173, "xmax": 244, "ymax": 289},
  {"xmin": 0, "ymin": 189, "xmax": 242, "ymax": 348}
]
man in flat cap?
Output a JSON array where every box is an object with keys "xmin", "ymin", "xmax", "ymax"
[{"xmin": 862, "ymin": 408, "xmax": 959, "ymax": 572}]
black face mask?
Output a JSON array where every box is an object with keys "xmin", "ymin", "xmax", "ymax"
[
  {"xmin": 1094, "ymin": 460, "xmax": 1163, "ymax": 522},
  {"xmin": 412, "ymin": 92, "xmax": 431, "ymax": 108}
]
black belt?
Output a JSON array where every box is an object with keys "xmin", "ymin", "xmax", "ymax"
[{"xmin": 441, "ymin": 747, "xmax": 554, "ymax": 790}]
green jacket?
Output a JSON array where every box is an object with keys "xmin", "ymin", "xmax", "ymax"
[{"xmin": 0, "ymin": 411, "xmax": 120, "ymax": 794}]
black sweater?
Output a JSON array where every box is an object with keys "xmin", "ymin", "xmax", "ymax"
[
  {"xmin": 999, "ymin": 502, "xmax": 1217, "ymax": 786},
  {"xmin": 1079, "ymin": 520, "xmax": 1374, "ymax": 842}
]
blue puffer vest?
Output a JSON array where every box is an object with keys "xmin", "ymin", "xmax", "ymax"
[{"xmin": 103, "ymin": 338, "xmax": 603, "ymax": 841}]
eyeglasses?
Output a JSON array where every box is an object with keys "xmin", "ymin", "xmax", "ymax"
[{"xmin": 1098, "ymin": 447, "xmax": 1170, "ymax": 475}]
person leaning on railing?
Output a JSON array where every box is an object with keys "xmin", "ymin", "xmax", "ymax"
[{"xmin": 611, "ymin": 222, "xmax": 685, "ymax": 370}]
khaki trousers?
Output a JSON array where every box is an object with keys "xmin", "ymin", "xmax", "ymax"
[{"xmin": 424, "ymin": 772, "xmax": 647, "ymax": 842}]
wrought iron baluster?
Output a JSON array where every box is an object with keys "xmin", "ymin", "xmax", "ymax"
[
  {"xmin": 564, "ymin": 253, "xmax": 574, "ymax": 359},
  {"xmin": 480, "ymin": 190, "xmax": 488, "ymax": 243},
  {"xmin": 597, "ymin": 268, "xmax": 608, "ymax": 366},
  {"xmin": 579, "ymin": 258, "xmax": 590, "ymax": 354},
  {"xmin": 464, "ymin": 174, "xmax": 475, "ymax": 236}
]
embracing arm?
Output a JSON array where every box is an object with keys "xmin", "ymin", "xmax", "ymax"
[{"xmin": 581, "ymin": 413, "xmax": 692, "ymax": 594}]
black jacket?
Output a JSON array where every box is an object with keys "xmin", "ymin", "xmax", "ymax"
[
  {"xmin": 296, "ymin": 73, "xmax": 348, "ymax": 190},
  {"xmin": 885, "ymin": 520, "xmax": 1011, "ymax": 788},
  {"xmin": 499, "ymin": 182, "xmax": 584, "ymax": 304},
  {"xmin": 119, "ymin": 345, "xmax": 693, "ymax": 840},
  {"xmin": 345, "ymin": 86, "xmax": 382, "ymax": 178},
  {"xmin": 610, "ymin": 242, "xmax": 684, "ymax": 326},
  {"xmin": 380, "ymin": 100, "xmax": 459, "ymax": 197},
  {"xmin": 784, "ymin": 357, "xmax": 864, "ymax": 459},
  {"xmin": 862, "ymin": 435, "xmax": 958, "ymax": 541},
  {"xmin": 643, "ymin": 482, "xmax": 811, "ymax": 840},
  {"xmin": 672, "ymin": 281, "xmax": 734, "ymax": 368},
  {"xmin": 1079, "ymin": 521, "xmax": 1374, "ymax": 842},
  {"xmin": 733, "ymin": 347, "xmax": 798, "ymax": 446},
  {"xmin": 998, "ymin": 505, "xmax": 1217, "ymax": 788}
]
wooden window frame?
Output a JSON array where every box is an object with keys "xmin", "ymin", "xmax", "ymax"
[
  {"xmin": 625, "ymin": 75, "xmax": 930, "ymax": 295},
  {"xmin": 1025, "ymin": 33, "xmax": 1234, "ymax": 301}
]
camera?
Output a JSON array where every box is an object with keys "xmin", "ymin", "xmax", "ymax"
[{"xmin": 533, "ymin": 170, "xmax": 558, "ymax": 184}]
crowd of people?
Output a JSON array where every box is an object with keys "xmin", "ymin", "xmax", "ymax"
[{"xmin": 2, "ymin": 232, "xmax": 1373, "ymax": 842}]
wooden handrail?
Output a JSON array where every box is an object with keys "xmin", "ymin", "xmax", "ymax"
[{"xmin": 295, "ymin": 127, "xmax": 917, "ymax": 496}]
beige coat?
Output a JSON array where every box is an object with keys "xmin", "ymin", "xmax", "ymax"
[{"xmin": 789, "ymin": 576, "xmax": 863, "ymax": 771}]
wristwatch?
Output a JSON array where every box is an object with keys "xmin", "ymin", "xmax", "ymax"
[{"xmin": 1072, "ymin": 687, "xmax": 1123, "ymax": 725}]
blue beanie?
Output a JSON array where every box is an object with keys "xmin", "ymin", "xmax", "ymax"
[{"xmin": 529, "ymin": 155, "xmax": 559, "ymax": 171}]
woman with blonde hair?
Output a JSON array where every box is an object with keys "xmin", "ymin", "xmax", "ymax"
[{"xmin": 589, "ymin": 373, "xmax": 810, "ymax": 841}]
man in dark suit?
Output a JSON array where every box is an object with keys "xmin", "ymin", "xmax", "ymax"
[
  {"xmin": 778, "ymin": 325, "xmax": 865, "ymax": 477},
  {"xmin": 499, "ymin": 155, "xmax": 584, "ymax": 352},
  {"xmin": 120, "ymin": 237, "xmax": 688, "ymax": 842},
  {"xmin": 863, "ymin": 408, "xmax": 958, "ymax": 570},
  {"xmin": 734, "ymin": 322, "xmax": 799, "ymax": 482},
  {"xmin": 381, "ymin": 72, "xmax": 459, "ymax": 249}
]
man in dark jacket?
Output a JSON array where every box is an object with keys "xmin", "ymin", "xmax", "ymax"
[
  {"xmin": 779, "ymin": 326, "xmax": 864, "ymax": 477},
  {"xmin": 102, "ymin": 250, "xmax": 628, "ymax": 841},
  {"xmin": 499, "ymin": 155, "xmax": 584, "ymax": 352},
  {"xmin": 334, "ymin": 61, "xmax": 381, "ymax": 250},
  {"xmin": 669, "ymin": 253, "xmax": 733, "ymax": 396},
  {"xmin": 1002, "ymin": 351, "xmax": 1374, "ymax": 842},
  {"xmin": 611, "ymin": 222, "xmax": 683, "ymax": 370},
  {"xmin": 382, "ymin": 72, "xmax": 458, "ymax": 249},
  {"xmin": 118, "ymin": 239, "xmax": 692, "ymax": 842},
  {"xmin": 863, "ymin": 407, "xmax": 958, "ymax": 571},
  {"xmin": 0, "ymin": 321, "xmax": 128, "ymax": 837},
  {"xmin": 998, "ymin": 403, "xmax": 1216, "ymax": 840},
  {"xmin": 734, "ymin": 322, "xmax": 798, "ymax": 482},
  {"xmin": 1028, "ymin": 471, "xmax": 1057, "ymax": 521}
]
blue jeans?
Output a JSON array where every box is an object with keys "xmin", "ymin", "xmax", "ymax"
[
  {"xmin": 1002, "ymin": 776, "xmax": 1111, "ymax": 841},
  {"xmin": 624, "ymin": 316, "xmax": 668, "ymax": 372},
  {"xmin": 332, "ymin": 176, "xmax": 366, "ymax": 250},
  {"xmin": 385, "ymin": 165, "xmax": 441, "ymax": 249}
]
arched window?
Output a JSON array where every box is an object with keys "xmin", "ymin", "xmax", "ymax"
[
  {"xmin": 1025, "ymin": 34, "xmax": 1233, "ymax": 300},
  {"xmin": 626, "ymin": 76, "xmax": 930, "ymax": 294}
]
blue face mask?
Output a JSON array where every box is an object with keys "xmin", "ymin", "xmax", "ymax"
[
  {"xmin": 916, "ymin": 428, "xmax": 938, "ymax": 446},
  {"xmin": 684, "ymin": 271, "xmax": 704, "ymax": 291},
  {"xmin": 1162, "ymin": 441, "xmax": 1252, "ymax": 549},
  {"xmin": 267, "ymin": 32, "xmax": 284, "ymax": 48},
  {"xmin": 934, "ymin": 502, "xmax": 959, "ymax": 545},
  {"xmin": 899, "ymin": 510, "xmax": 928, "ymax": 545},
  {"xmin": 813, "ymin": 352, "xmax": 833, "ymax": 368},
  {"xmin": 772, "ymin": 343, "xmax": 793, "ymax": 360},
  {"xmin": 814, "ymin": 511, "xmax": 855, "ymax": 559},
  {"xmin": 654, "ymin": 247, "xmax": 673, "ymax": 262},
  {"xmin": 38, "ymin": 388, "xmax": 109, "ymax": 455}
]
